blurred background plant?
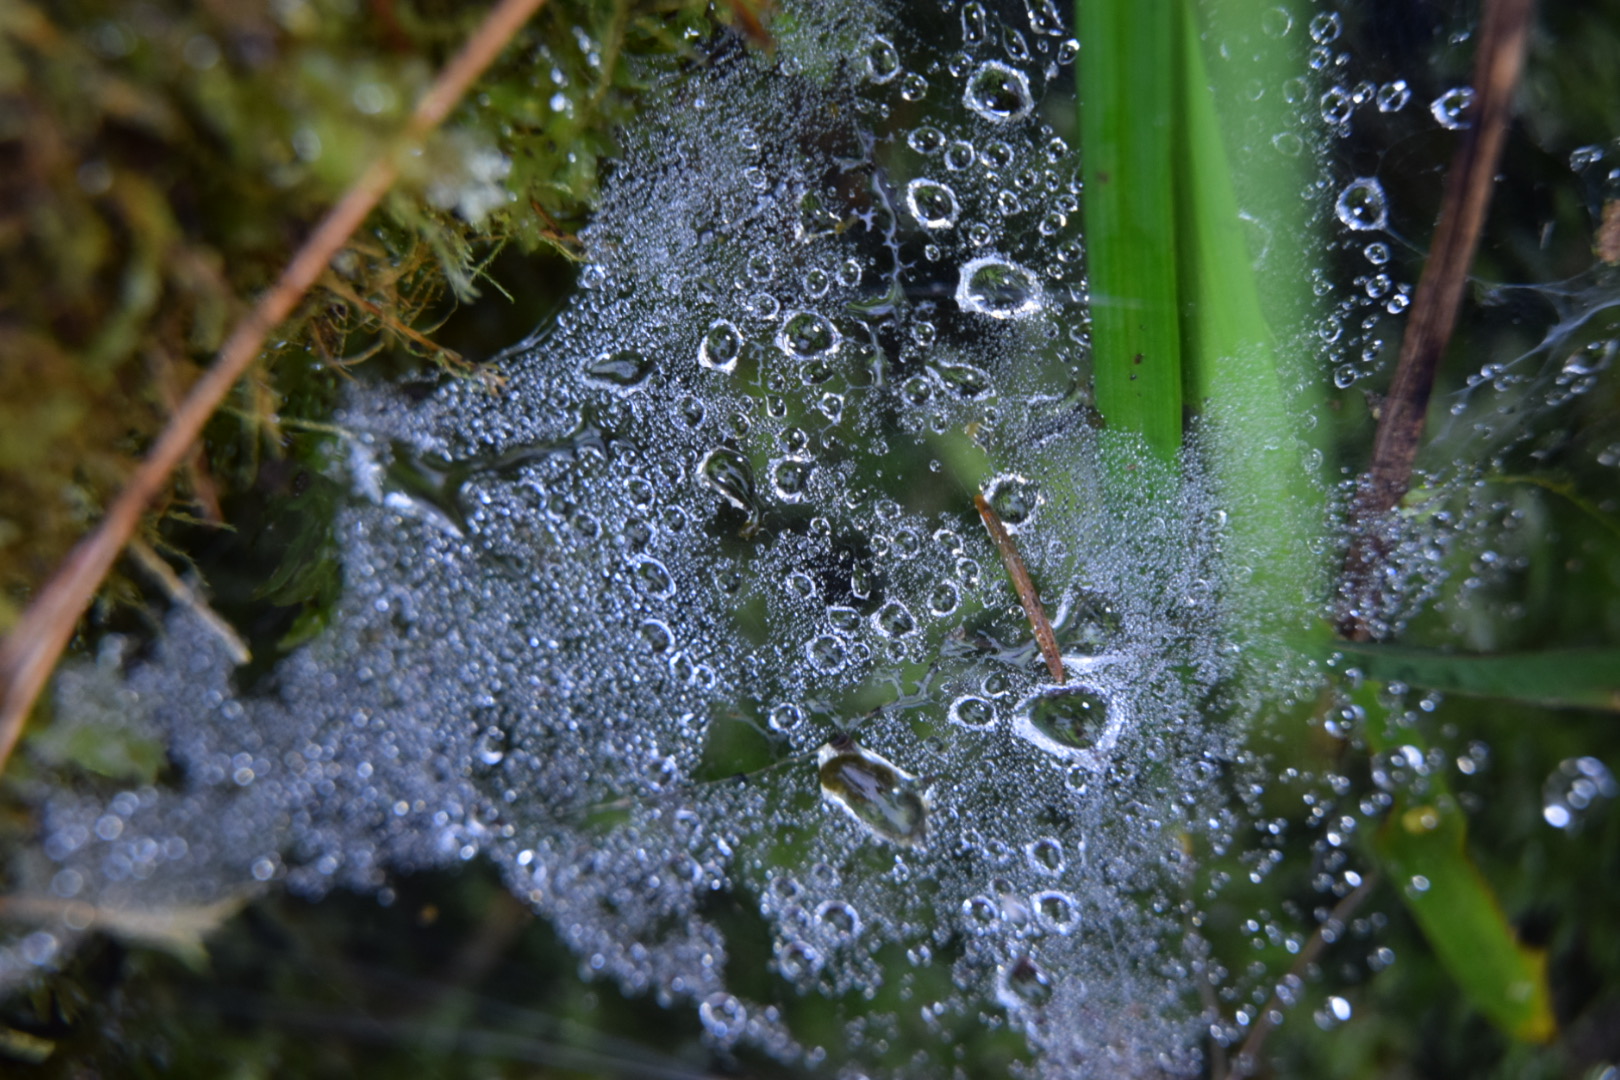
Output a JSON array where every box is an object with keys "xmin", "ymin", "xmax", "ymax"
[{"xmin": 1, "ymin": 0, "xmax": 1618, "ymax": 1076}]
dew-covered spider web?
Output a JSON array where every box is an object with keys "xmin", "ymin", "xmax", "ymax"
[{"xmin": 9, "ymin": 0, "xmax": 1620, "ymax": 1076}]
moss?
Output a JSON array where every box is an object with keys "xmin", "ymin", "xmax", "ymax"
[{"xmin": 0, "ymin": 0, "xmax": 758, "ymax": 633}]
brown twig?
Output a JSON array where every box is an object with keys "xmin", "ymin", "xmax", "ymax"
[
  {"xmin": 0, "ymin": 0, "xmax": 551, "ymax": 775},
  {"xmin": 1223, "ymin": 871, "xmax": 1381, "ymax": 1080},
  {"xmin": 1338, "ymin": 0, "xmax": 1535, "ymax": 640},
  {"xmin": 974, "ymin": 493, "xmax": 1066, "ymax": 683}
]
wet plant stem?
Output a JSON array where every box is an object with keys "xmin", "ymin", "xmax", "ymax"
[
  {"xmin": 1338, "ymin": 0, "xmax": 1535, "ymax": 640},
  {"xmin": 975, "ymin": 493, "xmax": 1066, "ymax": 683},
  {"xmin": 0, "ymin": 0, "xmax": 552, "ymax": 775}
]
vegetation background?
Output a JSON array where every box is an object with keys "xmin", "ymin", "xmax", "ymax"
[{"xmin": 1, "ymin": 0, "xmax": 1617, "ymax": 1076}]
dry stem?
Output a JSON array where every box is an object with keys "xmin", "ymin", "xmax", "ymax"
[
  {"xmin": 1338, "ymin": 0, "xmax": 1535, "ymax": 640},
  {"xmin": 0, "ymin": 0, "xmax": 551, "ymax": 774}
]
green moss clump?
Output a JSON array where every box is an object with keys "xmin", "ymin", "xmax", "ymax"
[{"xmin": 0, "ymin": 0, "xmax": 757, "ymax": 633}]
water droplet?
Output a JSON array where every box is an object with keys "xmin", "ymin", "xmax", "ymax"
[
  {"xmin": 982, "ymin": 473, "xmax": 1042, "ymax": 529},
  {"xmin": 697, "ymin": 447, "xmax": 760, "ymax": 529},
  {"xmin": 997, "ymin": 955, "xmax": 1053, "ymax": 1009},
  {"xmin": 1335, "ymin": 178, "xmax": 1388, "ymax": 232},
  {"xmin": 777, "ymin": 311, "xmax": 841, "ymax": 358},
  {"xmin": 814, "ymin": 898, "xmax": 861, "ymax": 938},
  {"xmin": 963, "ymin": 895, "xmax": 1000, "ymax": 931},
  {"xmin": 768, "ymin": 702, "xmax": 805, "ymax": 733},
  {"xmin": 865, "ymin": 34, "xmax": 900, "ymax": 83},
  {"xmin": 1024, "ymin": 0, "xmax": 1063, "ymax": 35},
  {"xmin": 699, "ymin": 320, "xmax": 741, "ymax": 372},
  {"xmin": 806, "ymin": 634, "xmax": 848, "ymax": 673},
  {"xmin": 1017, "ymin": 684, "xmax": 1112, "ymax": 758},
  {"xmin": 632, "ymin": 556, "xmax": 676, "ymax": 598},
  {"xmin": 818, "ymin": 737, "xmax": 929, "ymax": 846},
  {"xmin": 1025, "ymin": 837, "xmax": 1065, "ymax": 875},
  {"xmin": 1032, "ymin": 890, "xmax": 1078, "ymax": 933},
  {"xmin": 936, "ymin": 362, "xmax": 992, "ymax": 398},
  {"xmin": 1320, "ymin": 85, "xmax": 1353, "ymax": 126},
  {"xmin": 961, "ymin": 1, "xmax": 989, "ymax": 46},
  {"xmin": 956, "ymin": 256, "xmax": 1042, "ymax": 318},
  {"xmin": 475, "ymin": 725, "xmax": 508, "ymax": 766},
  {"xmin": 906, "ymin": 178, "xmax": 960, "ymax": 228},
  {"xmin": 771, "ymin": 456, "xmax": 813, "ymax": 502},
  {"xmin": 944, "ymin": 140, "xmax": 975, "ymax": 171},
  {"xmin": 699, "ymin": 992, "xmax": 747, "ymax": 1043},
  {"xmin": 1308, "ymin": 11, "xmax": 1343, "ymax": 44},
  {"xmin": 908, "ymin": 125, "xmax": 946, "ymax": 154},
  {"xmin": 949, "ymin": 695, "xmax": 995, "ymax": 728},
  {"xmin": 1430, "ymin": 86, "xmax": 1475, "ymax": 130},
  {"xmin": 1376, "ymin": 79, "xmax": 1410, "ymax": 112},
  {"xmin": 639, "ymin": 618, "xmax": 674, "ymax": 653},
  {"xmin": 929, "ymin": 582, "xmax": 960, "ymax": 616},
  {"xmin": 964, "ymin": 61, "xmax": 1034, "ymax": 123},
  {"xmin": 585, "ymin": 349, "xmax": 651, "ymax": 388},
  {"xmin": 872, "ymin": 600, "xmax": 917, "ymax": 637},
  {"xmin": 1261, "ymin": 7, "xmax": 1293, "ymax": 36}
]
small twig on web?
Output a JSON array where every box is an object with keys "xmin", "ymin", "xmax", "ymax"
[
  {"xmin": 1338, "ymin": 0, "xmax": 1535, "ymax": 640},
  {"xmin": 0, "ymin": 0, "xmax": 552, "ymax": 774},
  {"xmin": 126, "ymin": 538, "xmax": 251, "ymax": 665},
  {"xmin": 975, "ymin": 493, "xmax": 1066, "ymax": 683}
]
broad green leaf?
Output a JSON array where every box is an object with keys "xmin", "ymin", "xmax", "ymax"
[
  {"xmin": 1078, "ymin": 0, "xmax": 1182, "ymax": 466},
  {"xmin": 1355, "ymin": 685, "xmax": 1559, "ymax": 1043},
  {"xmin": 1339, "ymin": 642, "xmax": 1620, "ymax": 712}
]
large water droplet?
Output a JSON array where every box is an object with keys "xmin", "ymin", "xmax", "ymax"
[
  {"xmin": 906, "ymin": 179, "xmax": 959, "ymax": 228},
  {"xmin": 865, "ymin": 34, "xmax": 901, "ymax": 83},
  {"xmin": 699, "ymin": 320, "xmax": 742, "ymax": 372},
  {"xmin": 1025, "ymin": 836, "xmax": 1065, "ymax": 875},
  {"xmin": 1032, "ymin": 890, "xmax": 1078, "ymax": 934},
  {"xmin": 965, "ymin": 61, "xmax": 1034, "ymax": 123},
  {"xmin": 996, "ymin": 955, "xmax": 1053, "ymax": 1009},
  {"xmin": 1334, "ymin": 178, "xmax": 1388, "ymax": 232},
  {"xmin": 585, "ymin": 348, "xmax": 651, "ymax": 388},
  {"xmin": 777, "ymin": 311, "xmax": 842, "ymax": 358},
  {"xmin": 1430, "ymin": 86, "xmax": 1474, "ymax": 130},
  {"xmin": 949, "ymin": 695, "xmax": 996, "ymax": 728},
  {"xmin": 956, "ymin": 256, "xmax": 1041, "ymax": 319},
  {"xmin": 872, "ymin": 599, "xmax": 917, "ymax": 638},
  {"xmin": 818, "ymin": 737, "xmax": 929, "ymax": 846},
  {"xmin": 1016, "ymin": 684, "xmax": 1113, "ymax": 759},
  {"xmin": 697, "ymin": 446, "xmax": 760, "ymax": 531},
  {"xmin": 982, "ymin": 473, "xmax": 1042, "ymax": 530},
  {"xmin": 771, "ymin": 456, "xmax": 813, "ymax": 502}
]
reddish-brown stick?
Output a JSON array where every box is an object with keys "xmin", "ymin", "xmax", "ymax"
[
  {"xmin": 0, "ymin": 0, "xmax": 552, "ymax": 775},
  {"xmin": 974, "ymin": 493, "xmax": 1066, "ymax": 684}
]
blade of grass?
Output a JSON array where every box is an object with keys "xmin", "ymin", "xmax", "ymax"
[
  {"xmin": 1175, "ymin": 0, "xmax": 1325, "ymax": 657},
  {"xmin": 1078, "ymin": 0, "xmax": 1182, "ymax": 466},
  {"xmin": 1337, "ymin": 642, "xmax": 1620, "ymax": 712},
  {"xmin": 1352, "ymin": 683, "xmax": 1558, "ymax": 1043}
]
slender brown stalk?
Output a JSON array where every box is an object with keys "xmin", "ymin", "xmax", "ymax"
[
  {"xmin": 1338, "ymin": 0, "xmax": 1535, "ymax": 640},
  {"xmin": 0, "ymin": 0, "xmax": 551, "ymax": 774},
  {"xmin": 1223, "ymin": 871, "xmax": 1381, "ymax": 1079},
  {"xmin": 974, "ymin": 493, "xmax": 1066, "ymax": 683}
]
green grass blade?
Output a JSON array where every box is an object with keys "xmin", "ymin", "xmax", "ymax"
[
  {"xmin": 1354, "ymin": 685, "xmax": 1559, "ymax": 1043},
  {"xmin": 1372, "ymin": 792, "xmax": 1558, "ymax": 1043},
  {"xmin": 1078, "ymin": 0, "xmax": 1182, "ymax": 465},
  {"xmin": 1338, "ymin": 642, "xmax": 1620, "ymax": 711},
  {"xmin": 1173, "ymin": 0, "xmax": 1324, "ymax": 653}
]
